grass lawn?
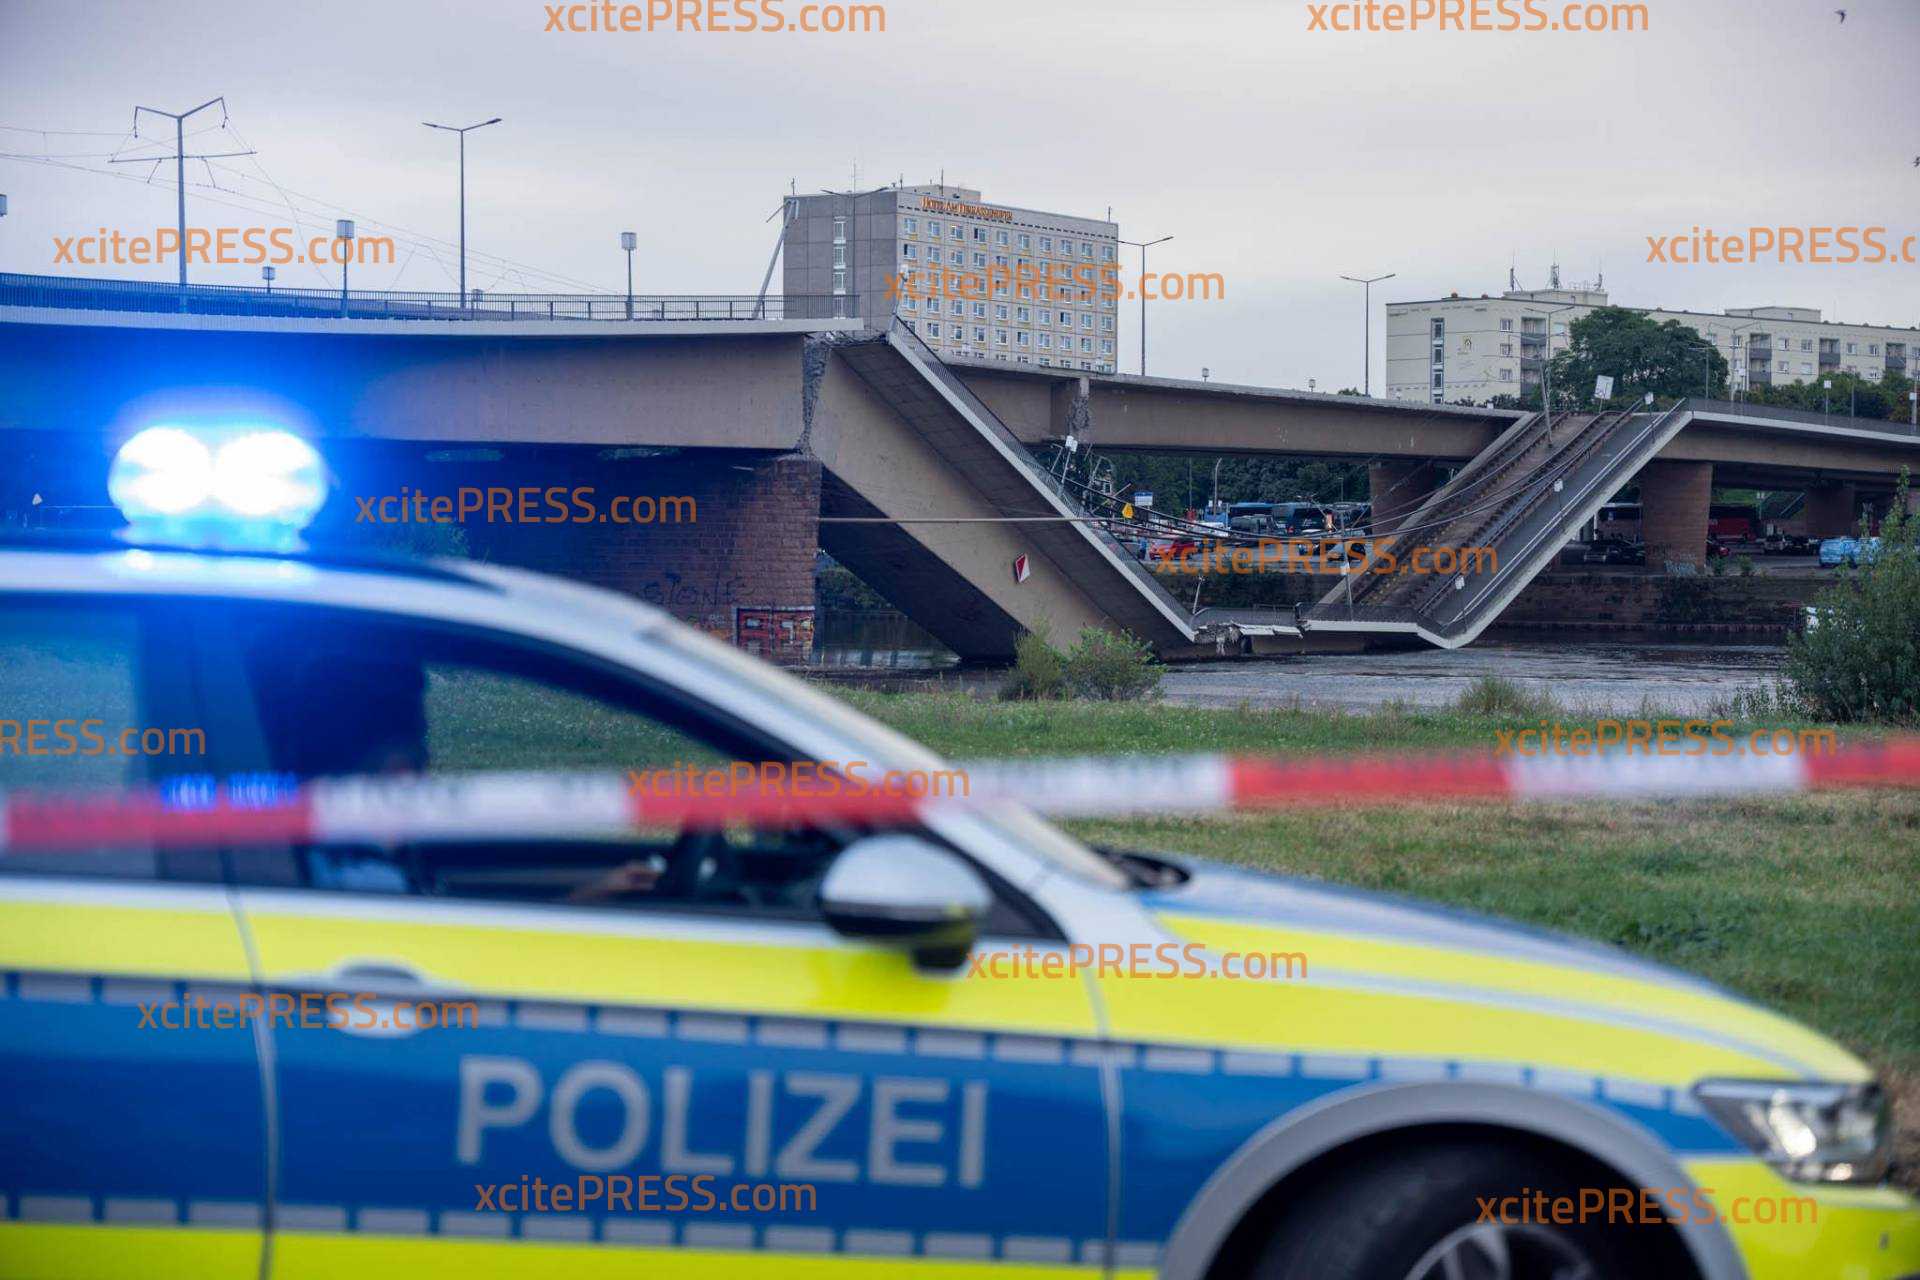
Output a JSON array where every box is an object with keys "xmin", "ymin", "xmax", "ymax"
[{"xmin": 827, "ymin": 688, "xmax": 1920, "ymax": 1187}]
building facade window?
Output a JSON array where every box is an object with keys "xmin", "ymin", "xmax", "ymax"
[
  {"xmin": 902, "ymin": 217, "xmax": 917, "ymax": 234},
  {"xmin": 832, "ymin": 217, "xmax": 847, "ymax": 243}
]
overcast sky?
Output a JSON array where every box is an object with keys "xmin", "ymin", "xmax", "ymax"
[{"xmin": 2, "ymin": 0, "xmax": 1914, "ymax": 391}]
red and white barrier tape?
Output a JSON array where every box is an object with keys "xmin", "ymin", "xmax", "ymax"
[{"xmin": 1, "ymin": 741, "xmax": 1917, "ymax": 854}]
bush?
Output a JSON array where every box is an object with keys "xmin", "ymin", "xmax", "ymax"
[
  {"xmin": 1452, "ymin": 674, "xmax": 1560, "ymax": 719},
  {"xmin": 1783, "ymin": 476, "xmax": 1920, "ymax": 724},
  {"xmin": 1062, "ymin": 627, "xmax": 1162, "ymax": 701},
  {"xmin": 1000, "ymin": 625, "xmax": 1067, "ymax": 701}
]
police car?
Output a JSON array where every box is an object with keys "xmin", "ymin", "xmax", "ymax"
[{"xmin": 1, "ymin": 426, "xmax": 1915, "ymax": 1280}]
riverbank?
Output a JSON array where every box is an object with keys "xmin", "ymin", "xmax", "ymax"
[{"xmin": 828, "ymin": 688, "xmax": 1920, "ymax": 1187}]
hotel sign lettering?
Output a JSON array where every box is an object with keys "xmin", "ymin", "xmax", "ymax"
[{"xmin": 919, "ymin": 197, "xmax": 1014, "ymax": 223}]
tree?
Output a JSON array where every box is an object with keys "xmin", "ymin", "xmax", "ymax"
[
  {"xmin": 1784, "ymin": 473, "xmax": 1919, "ymax": 723},
  {"xmin": 1547, "ymin": 307, "xmax": 1729, "ymax": 409},
  {"xmin": 1748, "ymin": 369, "xmax": 1906, "ymax": 421}
]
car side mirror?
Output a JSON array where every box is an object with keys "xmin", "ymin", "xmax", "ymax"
[{"xmin": 819, "ymin": 836, "xmax": 992, "ymax": 971}]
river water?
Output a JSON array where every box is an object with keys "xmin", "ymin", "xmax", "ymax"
[
  {"xmin": 1153, "ymin": 639, "xmax": 1786, "ymax": 714},
  {"xmin": 811, "ymin": 611, "xmax": 1787, "ymax": 714}
]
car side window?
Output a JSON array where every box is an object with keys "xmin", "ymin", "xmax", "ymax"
[
  {"xmin": 203, "ymin": 602, "xmax": 1050, "ymax": 936},
  {"xmin": 0, "ymin": 598, "xmax": 212, "ymax": 881}
]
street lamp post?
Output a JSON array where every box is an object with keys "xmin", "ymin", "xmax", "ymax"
[
  {"xmin": 1121, "ymin": 235, "xmax": 1172, "ymax": 375},
  {"xmin": 1338, "ymin": 272, "xmax": 1395, "ymax": 396},
  {"xmin": 620, "ymin": 230, "xmax": 637, "ymax": 320},
  {"xmin": 422, "ymin": 117, "xmax": 502, "ymax": 309},
  {"xmin": 335, "ymin": 219, "xmax": 354, "ymax": 317},
  {"xmin": 1716, "ymin": 322, "xmax": 1758, "ymax": 401},
  {"xmin": 1675, "ymin": 336, "xmax": 1717, "ymax": 399}
]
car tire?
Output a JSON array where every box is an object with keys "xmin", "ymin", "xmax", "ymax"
[{"xmin": 1246, "ymin": 1140, "xmax": 1674, "ymax": 1280}]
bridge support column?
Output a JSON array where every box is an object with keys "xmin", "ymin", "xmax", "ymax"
[
  {"xmin": 1639, "ymin": 460, "xmax": 1713, "ymax": 569},
  {"xmin": 1369, "ymin": 461, "xmax": 1444, "ymax": 535},
  {"xmin": 377, "ymin": 448, "xmax": 820, "ymax": 664},
  {"xmin": 1803, "ymin": 483, "xmax": 1858, "ymax": 537}
]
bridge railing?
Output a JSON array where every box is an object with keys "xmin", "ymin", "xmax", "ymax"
[
  {"xmin": 0, "ymin": 271, "xmax": 854, "ymax": 323},
  {"xmin": 1685, "ymin": 396, "xmax": 1920, "ymax": 437}
]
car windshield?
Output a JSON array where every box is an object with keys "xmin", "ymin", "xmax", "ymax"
[{"xmin": 652, "ymin": 622, "xmax": 1132, "ymax": 890}]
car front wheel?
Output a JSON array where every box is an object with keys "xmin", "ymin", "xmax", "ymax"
[{"xmin": 1247, "ymin": 1140, "xmax": 1685, "ymax": 1280}]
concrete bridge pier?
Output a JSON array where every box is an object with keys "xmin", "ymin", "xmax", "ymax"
[
  {"xmin": 1803, "ymin": 482, "xmax": 1859, "ymax": 537},
  {"xmin": 1369, "ymin": 460, "xmax": 1445, "ymax": 535},
  {"xmin": 324, "ymin": 445, "xmax": 822, "ymax": 664},
  {"xmin": 1639, "ymin": 460, "xmax": 1713, "ymax": 569}
]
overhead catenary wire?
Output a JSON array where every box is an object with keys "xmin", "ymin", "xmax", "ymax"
[{"xmin": 0, "ymin": 115, "xmax": 608, "ymax": 296}]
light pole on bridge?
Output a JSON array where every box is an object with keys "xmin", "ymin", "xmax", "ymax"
[{"xmin": 1337, "ymin": 272, "xmax": 1395, "ymax": 397}]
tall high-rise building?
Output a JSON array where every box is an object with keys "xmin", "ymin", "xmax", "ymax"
[{"xmin": 781, "ymin": 183, "xmax": 1121, "ymax": 373}]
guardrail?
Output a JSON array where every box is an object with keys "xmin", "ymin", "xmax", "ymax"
[
  {"xmin": 0, "ymin": 271, "xmax": 855, "ymax": 323},
  {"xmin": 1686, "ymin": 397, "xmax": 1920, "ymax": 437}
]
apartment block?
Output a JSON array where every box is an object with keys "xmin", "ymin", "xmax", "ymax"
[{"xmin": 1385, "ymin": 285, "xmax": 1916, "ymax": 405}]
